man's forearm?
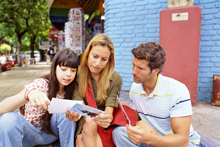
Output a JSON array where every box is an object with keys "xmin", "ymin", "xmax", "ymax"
[{"xmin": 144, "ymin": 133, "xmax": 189, "ymax": 147}]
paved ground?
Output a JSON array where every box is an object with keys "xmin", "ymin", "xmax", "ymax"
[
  {"xmin": 0, "ymin": 62, "xmax": 220, "ymax": 145},
  {"xmin": 0, "ymin": 62, "xmax": 50, "ymax": 100}
]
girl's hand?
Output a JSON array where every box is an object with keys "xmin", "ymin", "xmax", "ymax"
[
  {"xmin": 28, "ymin": 90, "xmax": 50, "ymax": 110},
  {"xmin": 92, "ymin": 113, "xmax": 113, "ymax": 128},
  {"xmin": 66, "ymin": 108, "xmax": 82, "ymax": 122}
]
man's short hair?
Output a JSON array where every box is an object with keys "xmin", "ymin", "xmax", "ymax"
[{"xmin": 131, "ymin": 42, "xmax": 166, "ymax": 74}]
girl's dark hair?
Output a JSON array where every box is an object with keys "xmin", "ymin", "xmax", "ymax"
[
  {"xmin": 20, "ymin": 48, "xmax": 78, "ymax": 136},
  {"xmin": 42, "ymin": 48, "xmax": 78, "ymax": 136}
]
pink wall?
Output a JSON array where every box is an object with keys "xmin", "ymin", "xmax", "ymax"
[{"xmin": 160, "ymin": 6, "xmax": 201, "ymax": 105}]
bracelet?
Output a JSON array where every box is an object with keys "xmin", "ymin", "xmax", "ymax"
[
  {"xmin": 24, "ymin": 89, "xmax": 30, "ymax": 101},
  {"xmin": 24, "ymin": 88, "xmax": 35, "ymax": 101}
]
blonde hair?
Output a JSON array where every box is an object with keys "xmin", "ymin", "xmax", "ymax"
[{"xmin": 79, "ymin": 34, "xmax": 115, "ymax": 104}]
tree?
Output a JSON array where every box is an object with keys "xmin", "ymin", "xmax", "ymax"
[
  {"xmin": 35, "ymin": 28, "xmax": 51, "ymax": 62},
  {"xmin": 26, "ymin": 0, "xmax": 52, "ymax": 62},
  {"xmin": 0, "ymin": 0, "xmax": 52, "ymax": 66},
  {"xmin": 0, "ymin": 23, "xmax": 17, "ymax": 54},
  {"xmin": 0, "ymin": 43, "xmax": 11, "ymax": 54},
  {"xmin": 0, "ymin": 0, "xmax": 29, "ymax": 65}
]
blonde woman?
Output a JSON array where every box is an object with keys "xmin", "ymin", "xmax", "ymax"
[{"xmin": 66, "ymin": 34, "xmax": 122, "ymax": 147}]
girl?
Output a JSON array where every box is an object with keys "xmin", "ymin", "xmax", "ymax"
[
  {"xmin": 66, "ymin": 34, "xmax": 123, "ymax": 147},
  {"xmin": 0, "ymin": 48, "xmax": 78, "ymax": 147}
]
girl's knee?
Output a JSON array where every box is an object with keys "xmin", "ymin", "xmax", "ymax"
[
  {"xmin": 82, "ymin": 117, "xmax": 97, "ymax": 135},
  {"xmin": 76, "ymin": 133, "xmax": 83, "ymax": 143},
  {"xmin": 76, "ymin": 134, "xmax": 84, "ymax": 147},
  {"xmin": 0, "ymin": 112, "xmax": 21, "ymax": 125},
  {"xmin": 0, "ymin": 112, "xmax": 22, "ymax": 132}
]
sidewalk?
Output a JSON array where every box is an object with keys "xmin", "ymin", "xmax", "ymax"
[
  {"xmin": 0, "ymin": 62, "xmax": 51, "ymax": 100},
  {"xmin": 0, "ymin": 62, "xmax": 220, "ymax": 145}
]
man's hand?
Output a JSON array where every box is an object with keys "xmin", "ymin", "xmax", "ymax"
[
  {"xmin": 136, "ymin": 120, "xmax": 158, "ymax": 136},
  {"xmin": 28, "ymin": 90, "xmax": 50, "ymax": 110},
  {"xmin": 66, "ymin": 109, "xmax": 82, "ymax": 122},
  {"xmin": 126, "ymin": 120, "xmax": 158, "ymax": 145},
  {"xmin": 126, "ymin": 124, "xmax": 146, "ymax": 144},
  {"xmin": 92, "ymin": 112, "xmax": 113, "ymax": 128}
]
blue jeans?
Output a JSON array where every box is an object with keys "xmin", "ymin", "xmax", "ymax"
[
  {"xmin": 0, "ymin": 111, "xmax": 76, "ymax": 147},
  {"xmin": 112, "ymin": 126, "xmax": 204, "ymax": 147}
]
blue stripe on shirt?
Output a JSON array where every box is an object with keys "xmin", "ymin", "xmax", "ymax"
[
  {"xmin": 172, "ymin": 99, "xmax": 191, "ymax": 108},
  {"xmin": 138, "ymin": 112, "xmax": 170, "ymax": 119}
]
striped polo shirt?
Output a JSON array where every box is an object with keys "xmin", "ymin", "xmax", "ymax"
[{"xmin": 129, "ymin": 74, "xmax": 200, "ymax": 144}]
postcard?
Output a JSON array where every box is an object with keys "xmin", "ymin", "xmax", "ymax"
[
  {"xmin": 70, "ymin": 103, "xmax": 104, "ymax": 118},
  {"xmin": 117, "ymin": 95, "xmax": 131, "ymax": 125}
]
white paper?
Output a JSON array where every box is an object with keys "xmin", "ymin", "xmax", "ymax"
[
  {"xmin": 48, "ymin": 98, "xmax": 83, "ymax": 114},
  {"xmin": 117, "ymin": 95, "xmax": 131, "ymax": 125}
]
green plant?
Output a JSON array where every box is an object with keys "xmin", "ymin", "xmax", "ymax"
[{"xmin": 0, "ymin": 43, "xmax": 11, "ymax": 54}]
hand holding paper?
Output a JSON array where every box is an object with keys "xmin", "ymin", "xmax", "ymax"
[
  {"xmin": 48, "ymin": 98, "xmax": 83, "ymax": 114},
  {"xmin": 48, "ymin": 98, "xmax": 105, "ymax": 118},
  {"xmin": 66, "ymin": 109, "xmax": 82, "ymax": 122}
]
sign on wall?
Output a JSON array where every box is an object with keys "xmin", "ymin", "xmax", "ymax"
[{"xmin": 39, "ymin": 41, "xmax": 52, "ymax": 50}]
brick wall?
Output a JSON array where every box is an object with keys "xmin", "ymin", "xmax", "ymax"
[
  {"xmin": 104, "ymin": 0, "xmax": 167, "ymax": 90},
  {"xmin": 104, "ymin": 0, "xmax": 220, "ymax": 102},
  {"xmin": 194, "ymin": 0, "xmax": 220, "ymax": 102}
]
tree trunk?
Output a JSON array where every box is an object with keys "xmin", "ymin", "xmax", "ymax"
[
  {"xmin": 16, "ymin": 30, "xmax": 27, "ymax": 66},
  {"xmin": 30, "ymin": 36, "xmax": 35, "ymax": 58},
  {"xmin": 34, "ymin": 36, "xmax": 45, "ymax": 62},
  {"xmin": 17, "ymin": 37, "xmax": 22, "ymax": 67},
  {"xmin": 30, "ymin": 35, "xmax": 36, "ymax": 64},
  {"xmin": 39, "ymin": 49, "xmax": 45, "ymax": 61}
]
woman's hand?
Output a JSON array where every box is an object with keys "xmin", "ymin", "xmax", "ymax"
[
  {"xmin": 28, "ymin": 90, "xmax": 50, "ymax": 110},
  {"xmin": 66, "ymin": 108, "xmax": 82, "ymax": 122},
  {"xmin": 92, "ymin": 106, "xmax": 114, "ymax": 128},
  {"xmin": 92, "ymin": 112, "xmax": 113, "ymax": 128}
]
